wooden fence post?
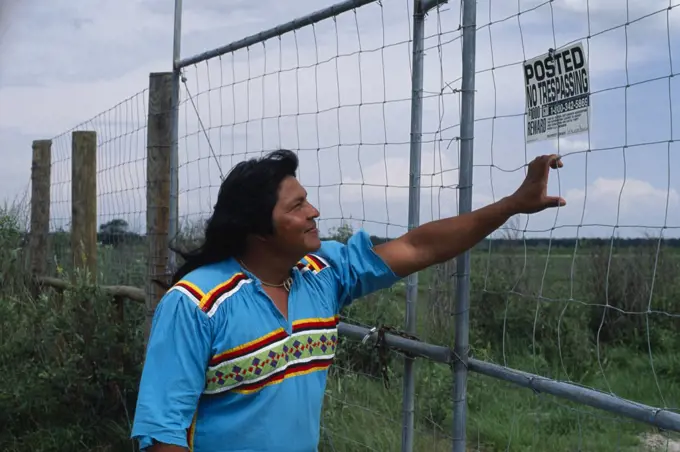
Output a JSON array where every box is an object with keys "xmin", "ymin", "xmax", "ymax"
[
  {"xmin": 71, "ymin": 131, "xmax": 97, "ymax": 284},
  {"xmin": 145, "ymin": 72, "xmax": 173, "ymax": 345},
  {"xmin": 30, "ymin": 140, "xmax": 52, "ymax": 278}
]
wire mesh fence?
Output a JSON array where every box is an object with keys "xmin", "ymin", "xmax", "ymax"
[
  {"xmin": 27, "ymin": 0, "xmax": 680, "ymax": 450},
  {"xmin": 174, "ymin": 0, "xmax": 462, "ymax": 449},
  {"xmin": 464, "ymin": 0, "xmax": 680, "ymax": 450},
  {"xmin": 47, "ymin": 90, "xmax": 149, "ymax": 287}
]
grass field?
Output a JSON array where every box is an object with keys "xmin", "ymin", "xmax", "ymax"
[
  {"xmin": 1, "ymin": 212, "xmax": 679, "ymax": 451},
  {"xmin": 320, "ymin": 245, "xmax": 680, "ymax": 451}
]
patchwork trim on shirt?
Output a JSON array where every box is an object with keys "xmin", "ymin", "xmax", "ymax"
[
  {"xmin": 296, "ymin": 253, "xmax": 330, "ymax": 274},
  {"xmin": 292, "ymin": 315, "xmax": 339, "ymax": 333},
  {"xmin": 204, "ymin": 315, "xmax": 340, "ymax": 396},
  {"xmin": 168, "ymin": 274, "xmax": 250, "ymax": 319},
  {"xmin": 187, "ymin": 410, "xmax": 198, "ymax": 452},
  {"xmin": 199, "ymin": 273, "xmax": 251, "ymax": 318},
  {"xmin": 209, "ymin": 328, "xmax": 289, "ymax": 365},
  {"xmin": 170, "ymin": 280, "xmax": 206, "ymax": 307}
]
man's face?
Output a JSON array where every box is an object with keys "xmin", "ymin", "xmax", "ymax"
[{"xmin": 269, "ymin": 175, "xmax": 321, "ymax": 258}]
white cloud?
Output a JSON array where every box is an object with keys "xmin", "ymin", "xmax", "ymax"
[
  {"xmin": 1, "ymin": 0, "xmax": 679, "ymax": 239},
  {"xmin": 0, "ymin": 63, "xmax": 160, "ymax": 135},
  {"xmin": 566, "ymin": 177, "xmax": 679, "ymax": 217},
  {"xmin": 553, "ymin": 138, "xmax": 590, "ymax": 154}
]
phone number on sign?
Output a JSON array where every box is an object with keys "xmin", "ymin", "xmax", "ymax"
[{"xmin": 544, "ymin": 96, "xmax": 589, "ymax": 116}]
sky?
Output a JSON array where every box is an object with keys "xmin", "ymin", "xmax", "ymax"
[{"xmin": 1, "ymin": 0, "xmax": 679, "ymax": 240}]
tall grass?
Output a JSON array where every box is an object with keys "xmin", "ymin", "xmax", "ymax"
[
  {"xmin": 0, "ymin": 206, "xmax": 145, "ymax": 451},
  {"xmin": 2, "ymin": 210, "xmax": 679, "ymax": 451}
]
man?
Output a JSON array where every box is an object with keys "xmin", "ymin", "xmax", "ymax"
[{"xmin": 131, "ymin": 149, "xmax": 565, "ymax": 451}]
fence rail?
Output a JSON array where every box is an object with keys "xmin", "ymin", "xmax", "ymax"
[{"xmin": 25, "ymin": 0, "xmax": 680, "ymax": 450}]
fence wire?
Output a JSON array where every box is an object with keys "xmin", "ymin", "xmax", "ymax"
[
  {"xmin": 48, "ymin": 90, "xmax": 149, "ymax": 287},
  {"xmin": 31, "ymin": 0, "xmax": 680, "ymax": 450},
  {"xmin": 174, "ymin": 0, "xmax": 464, "ymax": 450},
  {"xmin": 467, "ymin": 0, "xmax": 680, "ymax": 450}
]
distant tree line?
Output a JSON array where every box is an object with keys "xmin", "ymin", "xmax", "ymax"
[
  {"xmin": 367, "ymin": 235, "xmax": 680, "ymax": 250},
  {"xmin": 40, "ymin": 218, "xmax": 680, "ymax": 250},
  {"xmin": 472, "ymin": 237, "xmax": 680, "ymax": 250}
]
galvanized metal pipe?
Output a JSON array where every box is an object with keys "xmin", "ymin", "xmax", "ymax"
[
  {"xmin": 169, "ymin": 0, "xmax": 183, "ymax": 272},
  {"xmin": 402, "ymin": 0, "xmax": 426, "ymax": 448},
  {"xmin": 339, "ymin": 321, "xmax": 680, "ymax": 434},
  {"xmin": 453, "ymin": 0, "xmax": 478, "ymax": 450},
  {"xmin": 176, "ymin": 0, "xmax": 381, "ymax": 69}
]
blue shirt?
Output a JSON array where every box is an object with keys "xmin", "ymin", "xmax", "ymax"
[{"xmin": 131, "ymin": 229, "xmax": 401, "ymax": 451}]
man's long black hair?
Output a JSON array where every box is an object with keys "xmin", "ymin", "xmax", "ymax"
[{"xmin": 170, "ymin": 149, "xmax": 299, "ymax": 285}]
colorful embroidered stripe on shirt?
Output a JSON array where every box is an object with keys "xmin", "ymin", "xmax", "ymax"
[
  {"xmin": 292, "ymin": 315, "xmax": 339, "ymax": 333},
  {"xmin": 209, "ymin": 328, "xmax": 288, "ymax": 366},
  {"xmin": 204, "ymin": 316, "xmax": 339, "ymax": 395},
  {"xmin": 296, "ymin": 253, "xmax": 329, "ymax": 274},
  {"xmin": 233, "ymin": 358, "xmax": 334, "ymax": 394},
  {"xmin": 187, "ymin": 410, "xmax": 198, "ymax": 451},
  {"xmin": 171, "ymin": 280, "xmax": 205, "ymax": 305},
  {"xmin": 199, "ymin": 273, "xmax": 250, "ymax": 316}
]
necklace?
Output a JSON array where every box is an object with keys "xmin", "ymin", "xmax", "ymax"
[{"xmin": 238, "ymin": 260, "xmax": 293, "ymax": 292}]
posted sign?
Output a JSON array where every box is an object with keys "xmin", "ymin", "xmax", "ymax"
[{"xmin": 524, "ymin": 42, "xmax": 590, "ymax": 143}]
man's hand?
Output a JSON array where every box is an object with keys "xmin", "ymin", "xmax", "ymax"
[
  {"xmin": 506, "ymin": 154, "xmax": 566, "ymax": 214},
  {"xmin": 374, "ymin": 153, "xmax": 566, "ymax": 277}
]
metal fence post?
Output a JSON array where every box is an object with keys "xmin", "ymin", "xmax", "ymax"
[
  {"xmin": 453, "ymin": 0, "xmax": 477, "ymax": 450},
  {"xmin": 402, "ymin": 0, "xmax": 424, "ymax": 447},
  {"xmin": 403, "ymin": 0, "xmax": 446, "ymax": 450},
  {"xmin": 169, "ymin": 0, "xmax": 183, "ymax": 272}
]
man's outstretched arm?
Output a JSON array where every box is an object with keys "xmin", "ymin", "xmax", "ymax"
[{"xmin": 374, "ymin": 154, "xmax": 566, "ymax": 278}]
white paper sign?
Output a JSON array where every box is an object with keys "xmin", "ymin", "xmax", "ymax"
[{"xmin": 524, "ymin": 42, "xmax": 590, "ymax": 143}]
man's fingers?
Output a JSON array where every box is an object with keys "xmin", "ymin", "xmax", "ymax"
[
  {"xmin": 548, "ymin": 154, "xmax": 563, "ymax": 169},
  {"xmin": 529, "ymin": 154, "xmax": 563, "ymax": 172},
  {"xmin": 544, "ymin": 196, "xmax": 567, "ymax": 208}
]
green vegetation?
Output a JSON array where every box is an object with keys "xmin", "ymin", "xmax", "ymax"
[{"xmin": 1, "ymin": 214, "xmax": 679, "ymax": 451}]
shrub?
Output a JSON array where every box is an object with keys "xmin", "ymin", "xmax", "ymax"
[{"xmin": 0, "ymin": 210, "xmax": 145, "ymax": 451}]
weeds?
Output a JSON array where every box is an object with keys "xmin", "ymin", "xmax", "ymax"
[{"xmin": 2, "ymin": 213, "xmax": 679, "ymax": 451}]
